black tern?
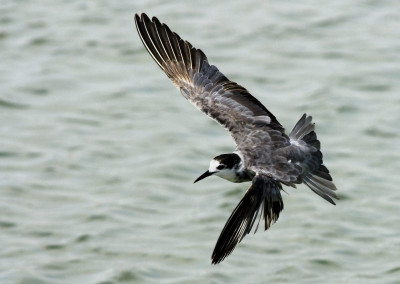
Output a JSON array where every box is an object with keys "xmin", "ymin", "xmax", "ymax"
[{"xmin": 134, "ymin": 13, "xmax": 338, "ymax": 264}]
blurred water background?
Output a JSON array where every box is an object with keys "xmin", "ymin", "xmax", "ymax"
[{"xmin": 1, "ymin": 1, "xmax": 400, "ymax": 283}]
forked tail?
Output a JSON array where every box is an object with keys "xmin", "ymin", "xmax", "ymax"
[
  {"xmin": 289, "ymin": 114, "xmax": 338, "ymax": 205},
  {"xmin": 211, "ymin": 175, "xmax": 283, "ymax": 264}
]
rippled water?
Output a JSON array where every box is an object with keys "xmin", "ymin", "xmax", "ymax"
[{"xmin": 1, "ymin": 1, "xmax": 400, "ymax": 283}]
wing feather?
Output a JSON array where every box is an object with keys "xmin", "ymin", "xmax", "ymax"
[
  {"xmin": 135, "ymin": 13, "xmax": 303, "ymax": 182},
  {"xmin": 135, "ymin": 13, "xmax": 284, "ymax": 139},
  {"xmin": 211, "ymin": 174, "xmax": 284, "ymax": 264}
]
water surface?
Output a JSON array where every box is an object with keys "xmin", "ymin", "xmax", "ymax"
[{"xmin": 1, "ymin": 1, "xmax": 400, "ymax": 283}]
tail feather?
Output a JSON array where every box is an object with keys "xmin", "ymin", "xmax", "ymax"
[
  {"xmin": 211, "ymin": 175, "xmax": 283, "ymax": 264},
  {"xmin": 289, "ymin": 114, "xmax": 339, "ymax": 205},
  {"xmin": 303, "ymin": 174, "xmax": 338, "ymax": 205},
  {"xmin": 312, "ymin": 164, "xmax": 333, "ymax": 181},
  {"xmin": 289, "ymin": 114, "xmax": 314, "ymax": 141}
]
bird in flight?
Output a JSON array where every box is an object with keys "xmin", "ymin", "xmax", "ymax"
[{"xmin": 134, "ymin": 13, "xmax": 338, "ymax": 264}]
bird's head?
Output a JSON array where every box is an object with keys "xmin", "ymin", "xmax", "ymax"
[{"xmin": 194, "ymin": 153, "xmax": 242, "ymax": 183}]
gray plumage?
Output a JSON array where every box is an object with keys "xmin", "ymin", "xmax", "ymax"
[{"xmin": 134, "ymin": 13, "xmax": 338, "ymax": 264}]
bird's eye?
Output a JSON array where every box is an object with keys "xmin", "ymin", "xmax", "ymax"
[{"xmin": 217, "ymin": 165, "xmax": 225, "ymax": 170}]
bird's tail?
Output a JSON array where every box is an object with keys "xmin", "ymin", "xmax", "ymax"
[
  {"xmin": 211, "ymin": 175, "xmax": 283, "ymax": 264},
  {"xmin": 289, "ymin": 114, "xmax": 338, "ymax": 205}
]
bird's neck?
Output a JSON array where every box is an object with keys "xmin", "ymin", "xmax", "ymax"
[
  {"xmin": 217, "ymin": 167, "xmax": 255, "ymax": 183},
  {"xmin": 233, "ymin": 168, "xmax": 255, "ymax": 183}
]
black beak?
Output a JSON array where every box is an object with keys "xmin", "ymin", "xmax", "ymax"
[{"xmin": 194, "ymin": 170, "xmax": 214, "ymax": 183}]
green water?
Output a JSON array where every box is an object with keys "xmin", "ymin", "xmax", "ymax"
[{"xmin": 1, "ymin": 1, "xmax": 400, "ymax": 283}]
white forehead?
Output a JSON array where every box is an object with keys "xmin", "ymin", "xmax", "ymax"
[{"xmin": 209, "ymin": 159, "xmax": 221, "ymax": 172}]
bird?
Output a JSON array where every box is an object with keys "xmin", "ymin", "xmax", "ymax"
[{"xmin": 134, "ymin": 13, "xmax": 338, "ymax": 264}]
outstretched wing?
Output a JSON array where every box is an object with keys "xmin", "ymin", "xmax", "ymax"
[
  {"xmin": 134, "ymin": 13, "xmax": 285, "ymax": 145},
  {"xmin": 211, "ymin": 174, "xmax": 284, "ymax": 264}
]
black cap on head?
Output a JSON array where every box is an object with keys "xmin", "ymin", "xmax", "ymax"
[{"xmin": 214, "ymin": 153, "xmax": 241, "ymax": 169}]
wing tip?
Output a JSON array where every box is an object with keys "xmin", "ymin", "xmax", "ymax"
[
  {"xmin": 134, "ymin": 12, "xmax": 144, "ymax": 21},
  {"xmin": 211, "ymin": 176, "xmax": 283, "ymax": 264},
  {"xmin": 134, "ymin": 13, "xmax": 156, "ymax": 26}
]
